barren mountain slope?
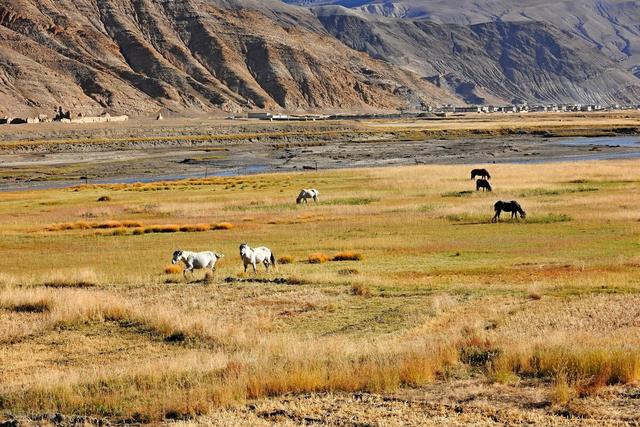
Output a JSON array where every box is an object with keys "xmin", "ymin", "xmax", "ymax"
[
  {"xmin": 285, "ymin": 0, "xmax": 640, "ymax": 71},
  {"xmin": 314, "ymin": 6, "xmax": 640, "ymax": 105},
  {"xmin": 0, "ymin": 0, "xmax": 457, "ymax": 117}
]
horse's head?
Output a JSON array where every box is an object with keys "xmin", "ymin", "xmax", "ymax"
[
  {"xmin": 239, "ymin": 243, "xmax": 249, "ymax": 256},
  {"xmin": 520, "ymin": 210, "xmax": 526, "ymax": 219},
  {"xmin": 172, "ymin": 250, "xmax": 183, "ymax": 264}
]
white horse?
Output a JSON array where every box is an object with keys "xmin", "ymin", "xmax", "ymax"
[
  {"xmin": 239, "ymin": 243, "xmax": 275, "ymax": 273},
  {"xmin": 296, "ymin": 188, "xmax": 319, "ymax": 204},
  {"xmin": 172, "ymin": 250, "xmax": 224, "ymax": 278}
]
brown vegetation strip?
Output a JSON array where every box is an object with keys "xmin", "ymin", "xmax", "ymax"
[{"xmin": 45, "ymin": 221, "xmax": 234, "ymax": 234}]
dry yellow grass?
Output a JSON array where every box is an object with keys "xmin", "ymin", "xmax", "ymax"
[
  {"xmin": 164, "ymin": 265, "xmax": 183, "ymax": 275},
  {"xmin": 332, "ymin": 251, "xmax": 363, "ymax": 261},
  {"xmin": 350, "ymin": 283, "xmax": 371, "ymax": 297},
  {"xmin": 212, "ymin": 222, "xmax": 234, "ymax": 230},
  {"xmin": 277, "ymin": 255, "xmax": 295, "ymax": 264},
  {"xmin": 308, "ymin": 253, "xmax": 330, "ymax": 264},
  {"xmin": 2, "ymin": 159, "xmax": 640, "ymax": 423},
  {"xmin": 40, "ymin": 269, "xmax": 98, "ymax": 288},
  {"xmin": 179, "ymin": 224, "xmax": 211, "ymax": 232}
]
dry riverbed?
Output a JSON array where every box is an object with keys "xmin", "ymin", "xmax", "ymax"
[{"xmin": 1, "ymin": 113, "xmax": 640, "ymax": 190}]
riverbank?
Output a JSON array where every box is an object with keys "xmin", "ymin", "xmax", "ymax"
[{"xmin": 0, "ymin": 112, "xmax": 639, "ymax": 191}]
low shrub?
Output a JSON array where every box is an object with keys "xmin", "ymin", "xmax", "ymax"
[
  {"xmin": 179, "ymin": 224, "xmax": 211, "ymax": 232},
  {"xmin": 97, "ymin": 195, "xmax": 111, "ymax": 202},
  {"xmin": 121, "ymin": 220, "xmax": 143, "ymax": 228},
  {"xmin": 144, "ymin": 225, "xmax": 180, "ymax": 233},
  {"xmin": 277, "ymin": 255, "xmax": 295, "ymax": 264},
  {"xmin": 164, "ymin": 265, "xmax": 182, "ymax": 275},
  {"xmin": 308, "ymin": 253, "xmax": 330, "ymax": 264},
  {"xmin": 47, "ymin": 220, "xmax": 142, "ymax": 232},
  {"xmin": 212, "ymin": 222, "xmax": 234, "ymax": 230},
  {"xmin": 332, "ymin": 251, "xmax": 363, "ymax": 261}
]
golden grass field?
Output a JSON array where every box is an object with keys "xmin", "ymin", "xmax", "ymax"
[{"xmin": 1, "ymin": 159, "xmax": 640, "ymax": 424}]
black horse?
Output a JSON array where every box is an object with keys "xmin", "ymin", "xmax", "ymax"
[
  {"xmin": 471, "ymin": 168, "xmax": 491, "ymax": 180},
  {"xmin": 492, "ymin": 200, "xmax": 526, "ymax": 222},
  {"xmin": 476, "ymin": 179, "xmax": 492, "ymax": 192}
]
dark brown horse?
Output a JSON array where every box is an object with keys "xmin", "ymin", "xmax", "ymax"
[
  {"xmin": 476, "ymin": 179, "xmax": 492, "ymax": 192},
  {"xmin": 471, "ymin": 168, "xmax": 491, "ymax": 180},
  {"xmin": 492, "ymin": 200, "xmax": 526, "ymax": 222}
]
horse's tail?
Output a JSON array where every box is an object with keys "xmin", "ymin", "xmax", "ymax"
[{"xmin": 270, "ymin": 252, "xmax": 276, "ymax": 267}]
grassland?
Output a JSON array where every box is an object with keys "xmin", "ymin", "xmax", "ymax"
[{"xmin": 0, "ymin": 160, "xmax": 639, "ymax": 424}]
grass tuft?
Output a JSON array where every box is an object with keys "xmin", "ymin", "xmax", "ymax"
[
  {"xmin": 212, "ymin": 222, "xmax": 234, "ymax": 230},
  {"xmin": 41, "ymin": 269, "xmax": 98, "ymax": 288},
  {"xmin": 332, "ymin": 251, "xmax": 363, "ymax": 261},
  {"xmin": 144, "ymin": 225, "xmax": 180, "ymax": 233},
  {"xmin": 164, "ymin": 265, "xmax": 182, "ymax": 275},
  {"xmin": 179, "ymin": 224, "xmax": 211, "ymax": 232},
  {"xmin": 13, "ymin": 300, "xmax": 52, "ymax": 313},
  {"xmin": 350, "ymin": 283, "xmax": 371, "ymax": 297},
  {"xmin": 277, "ymin": 255, "xmax": 295, "ymax": 264},
  {"xmin": 308, "ymin": 253, "xmax": 330, "ymax": 264}
]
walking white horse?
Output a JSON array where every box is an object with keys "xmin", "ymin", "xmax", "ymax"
[
  {"xmin": 296, "ymin": 188, "xmax": 319, "ymax": 204},
  {"xmin": 172, "ymin": 250, "xmax": 224, "ymax": 278},
  {"xmin": 239, "ymin": 243, "xmax": 275, "ymax": 273}
]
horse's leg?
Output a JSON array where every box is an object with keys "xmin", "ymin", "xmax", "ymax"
[
  {"xmin": 243, "ymin": 263, "xmax": 248, "ymax": 273},
  {"xmin": 252, "ymin": 262, "xmax": 257, "ymax": 274}
]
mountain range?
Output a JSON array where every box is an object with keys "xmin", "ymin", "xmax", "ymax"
[{"xmin": 0, "ymin": 0, "xmax": 639, "ymax": 117}]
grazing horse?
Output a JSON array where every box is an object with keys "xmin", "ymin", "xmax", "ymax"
[
  {"xmin": 476, "ymin": 179, "xmax": 492, "ymax": 192},
  {"xmin": 239, "ymin": 243, "xmax": 276, "ymax": 273},
  {"xmin": 172, "ymin": 250, "xmax": 224, "ymax": 278},
  {"xmin": 471, "ymin": 168, "xmax": 491, "ymax": 180},
  {"xmin": 492, "ymin": 200, "xmax": 526, "ymax": 222},
  {"xmin": 296, "ymin": 188, "xmax": 319, "ymax": 204}
]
